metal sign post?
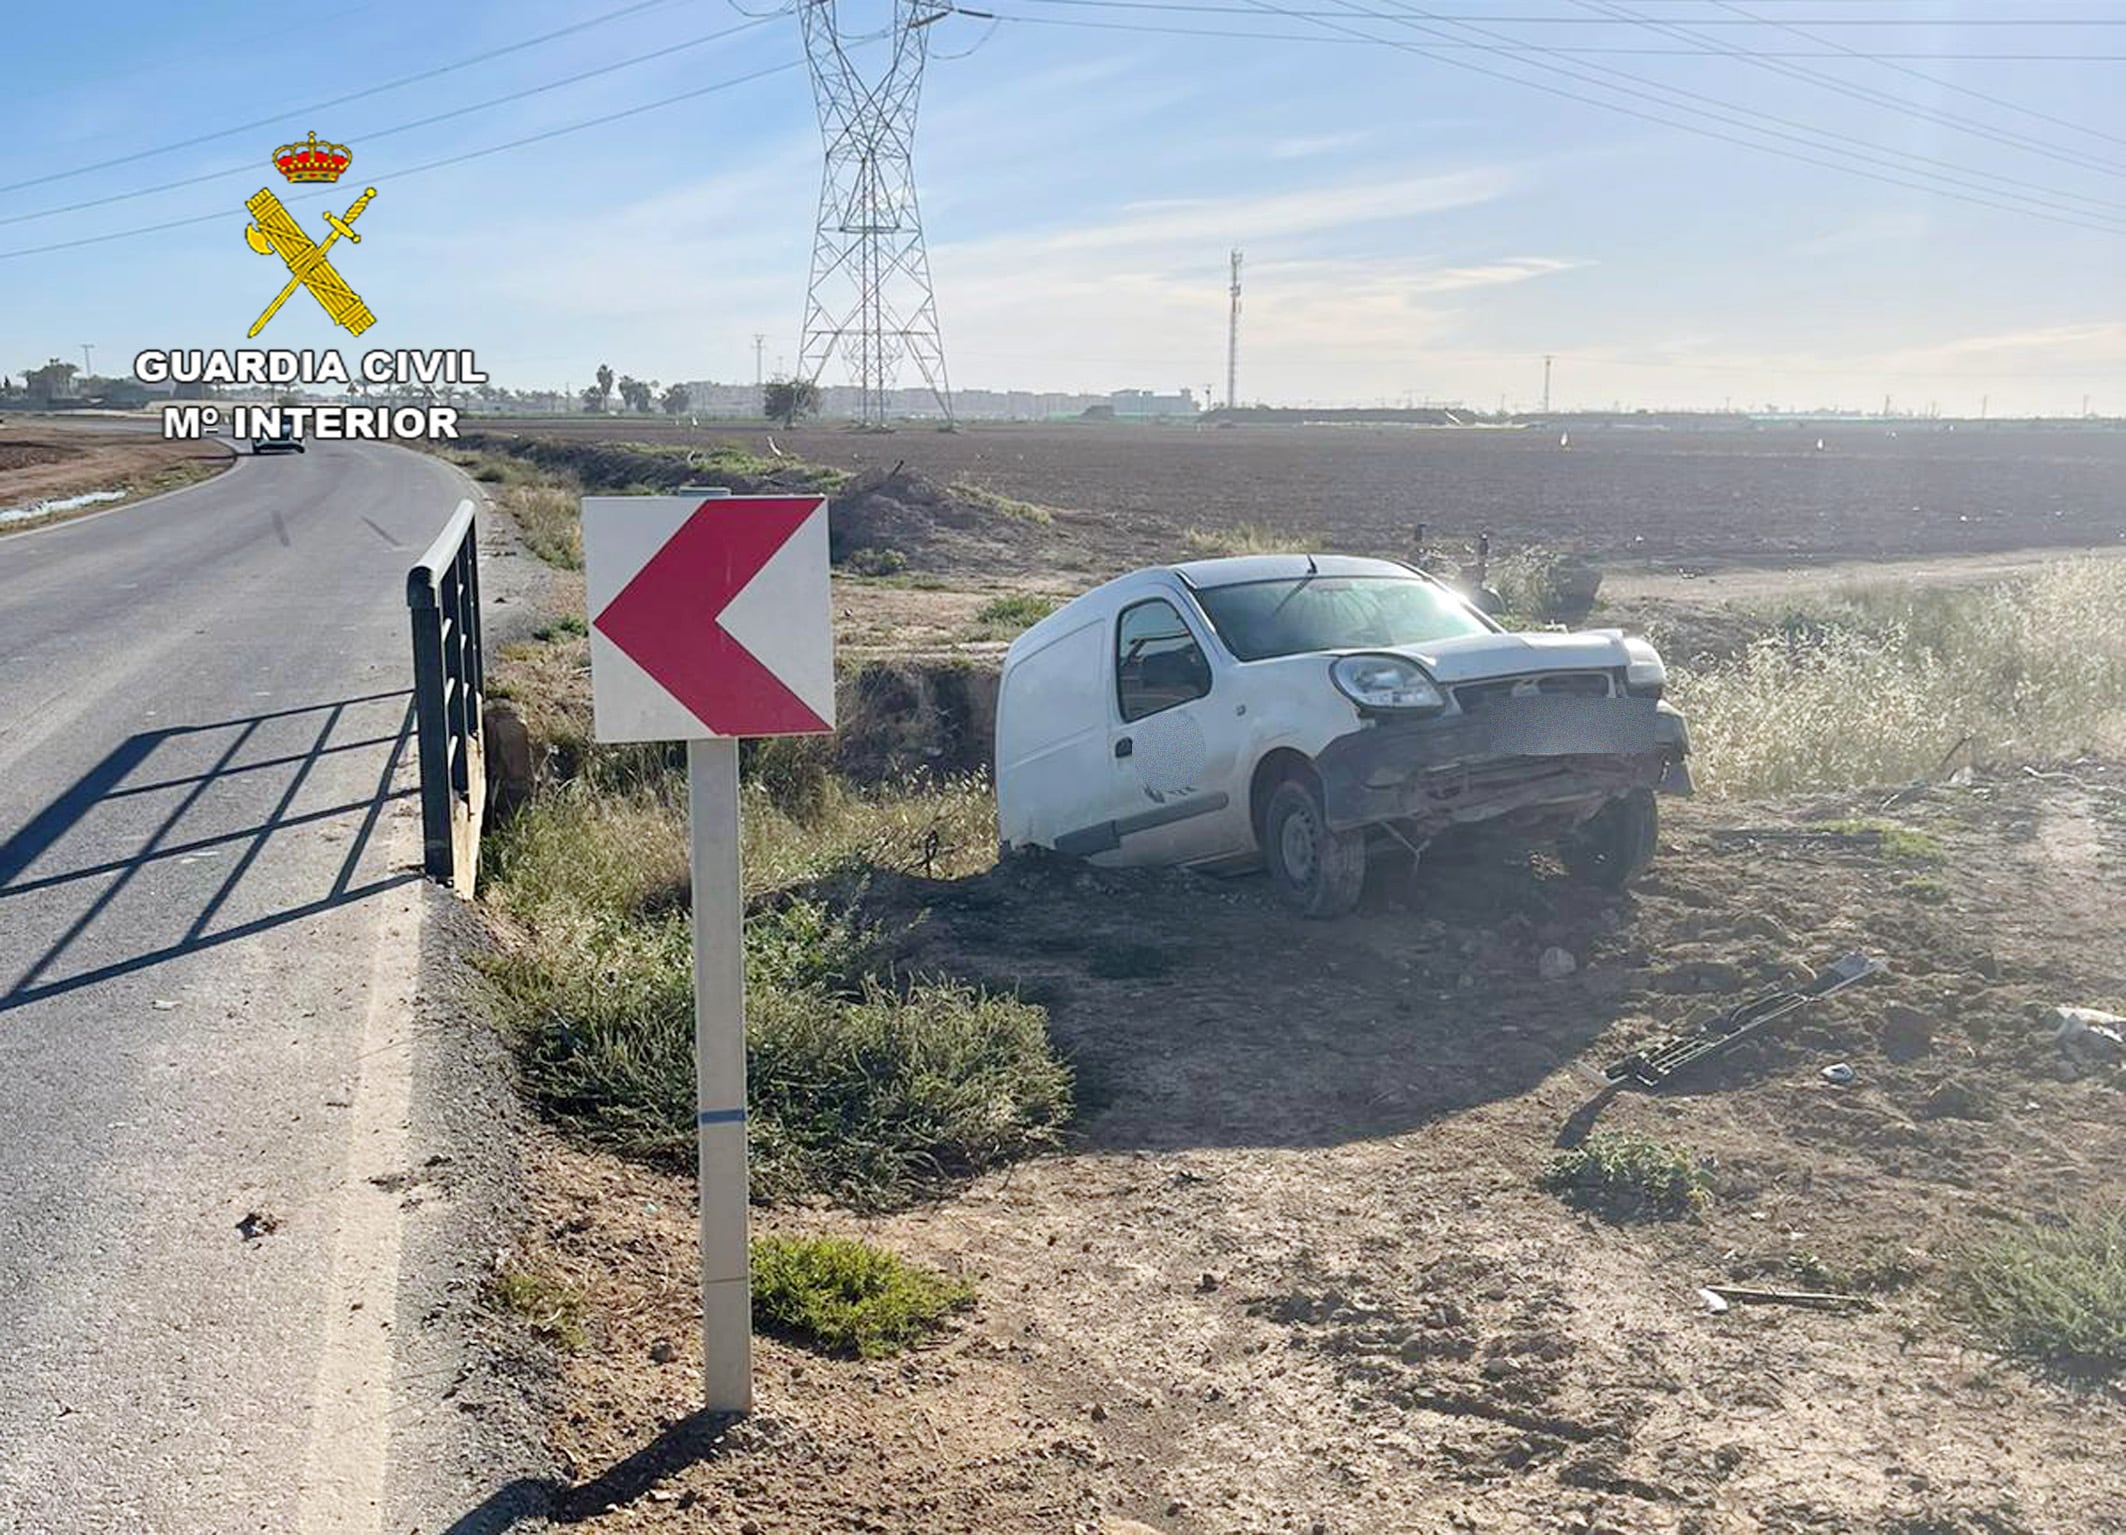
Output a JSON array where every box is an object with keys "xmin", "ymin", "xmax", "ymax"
[
  {"xmin": 689, "ymin": 735, "xmax": 750, "ymax": 1406},
  {"xmin": 582, "ymin": 492, "xmax": 834, "ymax": 1414}
]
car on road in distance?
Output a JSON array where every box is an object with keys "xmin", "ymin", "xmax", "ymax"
[
  {"xmin": 996, "ymin": 554, "xmax": 1691, "ymax": 918},
  {"xmin": 253, "ymin": 420, "xmax": 305, "ymax": 455}
]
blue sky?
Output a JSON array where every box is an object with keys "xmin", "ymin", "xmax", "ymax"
[{"xmin": 2, "ymin": 0, "xmax": 2121, "ymax": 412}]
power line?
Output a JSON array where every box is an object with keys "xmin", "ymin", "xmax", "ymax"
[
  {"xmin": 1711, "ymin": 0, "xmax": 2126, "ymax": 152},
  {"xmin": 1304, "ymin": 0, "xmax": 2126, "ymax": 230},
  {"xmin": 1009, "ymin": 1, "xmax": 2126, "ymax": 22},
  {"xmin": 0, "ymin": 0, "xmax": 692, "ymax": 197},
  {"xmin": 1201, "ymin": 0, "xmax": 2126, "ymax": 233},
  {"xmin": 1572, "ymin": 0, "xmax": 2126, "ymax": 180},
  {"xmin": 982, "ymin": 8, "xmax": 2126, "ymax": 60},
  {"xmin": 0, "ymin": 58, "xmax": 803, "ymax": 263},
  {"xmin": 0, "ymin": 18, "xmax": 780, "ymax": 233}
]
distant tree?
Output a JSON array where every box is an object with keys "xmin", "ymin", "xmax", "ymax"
[
  {"xmin": 580, "ymin": 384, "xmax": 607, "ymax": 413},
  {"xmin": 618, "ymin": 375, "xmax": 654, "ymax": 414},
  {"xmin": 660, "ymin": 382, "xmax": 691, "ymax": 416},
  {"xmin": 764, "ymin": 375, "xmax": 821, "ymax": 428},
  {"xmin": 23, "ymin": 358, "xmax": 78, "ymax": 404},
  {"xmin": 593, "ymin": 362, "xmax": 614, "ymax": 410}
]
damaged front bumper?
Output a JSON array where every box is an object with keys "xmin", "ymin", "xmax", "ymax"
[{"xmin": 1315, "ymin": 695, "xmax": 1691, "ymax": 834}]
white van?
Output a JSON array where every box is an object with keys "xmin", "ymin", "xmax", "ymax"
[{"xmin": 995, "ymin": 554, "xmax": 1690, "ymax": 918}]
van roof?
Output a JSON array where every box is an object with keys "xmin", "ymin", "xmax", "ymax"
[
  {"xmin": 1003, "ymin": 553, "xmax": 1426, "ymax": 665},
  {"xmin": 1172, "ymin": 553, "xmax": 1413, "ymax": 589}
]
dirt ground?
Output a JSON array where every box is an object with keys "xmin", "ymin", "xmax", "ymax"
[
  {"xmin": 0, "ymin": 418, "xmax": 230, "ymax": 531},
  {"xmin": 525, "ymin": 766, "xmax": 2126, "ymax": 1535},
  {"xmin": 491, "ymin": 418, "xmax": 2126, "ymax": 570},
  {"xmin": 466, "ymin": 424, "xmax": 2126, "ymax": 1534}
]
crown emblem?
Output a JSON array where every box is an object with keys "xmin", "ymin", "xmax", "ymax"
[{"xmin": 273, "ymin": 131, "xmax": 352, "ymax": 184}]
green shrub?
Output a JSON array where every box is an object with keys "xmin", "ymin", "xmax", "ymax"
[
  {"xmin": 1818, "ymin": 818, "xmax": 1947, "ymax": 862},
  {"xmin": 532, "ymin": 613, "xmax": 589, "ymax": 642},
  {"xmin": 749, "ymin": 980, "xmax": 1072, "ymax": 1208},
  {"xmin": 751, "ymin": 1234, "xmax": 973, "ymax": 1357},
  {"xmin": 966, "ymin": 593, "xmax": 1056, "ymax": 642},
  {"xmin": 487, "ymin": 1266, "xmax": 587, "ymax": 1350},
  {"xmin": 744, "ymin": 895, "xmax": 896, "ymax": 995},
  {"xmin": 1949, "ymin": 1205, "xmax": 2126, "ymax": 1379},
  {"xmin": 1541, "ymin": 1132, "xmax": 1711, "ymax": 1221},
  {"xmin": 845, "ymin": 546, "xmax": 909, "ymax": 577}
]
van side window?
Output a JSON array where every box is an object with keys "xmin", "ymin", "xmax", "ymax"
[{"xmin": 1116, "ymin": 598, "xmax": 1211, "ymax": 723}]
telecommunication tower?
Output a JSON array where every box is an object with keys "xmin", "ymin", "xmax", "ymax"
[
  {"xmin": 1225, "ymin": 249, "xmax": 1243, "ymax": 412},
  {"xmin": 1541, "ymin": 354, "xmax": 1553, "ymax": 415},
  {"xmin": 797, "ymin": 0, "xmax": 956, "ymax": 428}
]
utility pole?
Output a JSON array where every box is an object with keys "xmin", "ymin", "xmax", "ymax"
[
  {"xmin": 797, "ymin": 0, "xmax": 958, "ymax": 428},
  {"xmin": 1226, "ymin": 248, "xmax": 1243, "ymax": 412},
  {"xmin": 753, "ymin": 334, "xmax": 766, "ymax": 389},
  {"xmin": 1541, "ymin": 354, "xmax": 1552, "ymax": 414},
  {"xmin": 80, "ymin": 343, "xmax": 95, "ymax": 378}
]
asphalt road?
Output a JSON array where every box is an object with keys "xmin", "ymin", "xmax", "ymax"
[{"xmin": 0, "ymin": 439, "xmax": 544, "ymax": 1533}]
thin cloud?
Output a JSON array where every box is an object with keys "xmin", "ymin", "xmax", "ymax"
[{"xmin": 1269, "ymin": 130, "xmax": 1372, "ymax": 161}]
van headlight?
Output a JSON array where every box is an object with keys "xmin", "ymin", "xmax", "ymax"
[
  {"xmin": 1331, "ymin": 654, "xmax": 1446, "ymax": 714},
  {"xmin": 1622, "ymin": 637, "xmax": 1667, "ymax": 698}
]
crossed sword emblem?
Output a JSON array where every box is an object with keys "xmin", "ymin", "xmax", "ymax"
[{"xmin": 243, "ymin": 185, "xmax": 378, "ymax": 338}]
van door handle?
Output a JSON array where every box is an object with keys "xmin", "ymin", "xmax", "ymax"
[{"xmin": 1114, "ymin": 737, "xmax": 1133, "ymax": 759}]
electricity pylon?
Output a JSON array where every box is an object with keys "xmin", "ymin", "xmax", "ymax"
[{"xmin": 797, "ymin": 0, "xmax": 956, "ymax": 428}]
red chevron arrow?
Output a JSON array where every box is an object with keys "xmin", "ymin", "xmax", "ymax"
[{"xmin": 591, "ymin": 496, "xmax": 828, "ymax": 736}]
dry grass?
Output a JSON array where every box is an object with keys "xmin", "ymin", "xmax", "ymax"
[
  {"xmin": 1672, "ymin": 559, "xmax": 2126, "ymax": 796},
  {"xmin": 1184, "ymin": 522, "xmax": 1324, "ymax": 556},
  {"xmin": 948, "ymin": 479, "xmax": 1056, "ymax": 525},
  {"xmin": 502, "ymin": 483, "xmax": 583, "ymax": 569}
]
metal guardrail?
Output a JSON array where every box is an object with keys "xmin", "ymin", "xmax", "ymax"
[{"xmin": 407, "ymin": 498, "xmax": 486, "ymax": 892}]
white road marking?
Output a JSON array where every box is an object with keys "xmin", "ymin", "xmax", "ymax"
[{"xmin": 294, "ymin": 799, "xmax": 423, "ymax": 1535}]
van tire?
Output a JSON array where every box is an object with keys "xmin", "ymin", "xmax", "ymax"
[
  {"xmin": 1560, "ymin": 788, "xmax": 1658, "ymax": 889},
  {"xmin": 1263, "ymin": 779, "xmax": 1366, "ymax": 919}
]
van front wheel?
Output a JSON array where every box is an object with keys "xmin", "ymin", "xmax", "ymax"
[
  {"xmin": 1560, "ymin": 788, "xmax": 1658, "ymax": 889},
  {"xmin": 1264, "ymin": 779, "xmax": 1366, "ymax": 919}
]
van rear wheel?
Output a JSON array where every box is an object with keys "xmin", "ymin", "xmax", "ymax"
[{"xmin": 1264, "ymin": 779, "xmax": 1366, "ymax": 919}]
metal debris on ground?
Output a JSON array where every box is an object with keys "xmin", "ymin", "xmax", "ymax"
[
  {"xmin": 1704, "ymin": 1285, "xmax": 1877, "ymax": 1313},
  {"xmin": 2053, "ymin": 1006, "xmax": 2126, "ymax": 1065},
  {"xmin": 1590, "ymin": 952, "xmax": 1889, "ymax": 1092}
]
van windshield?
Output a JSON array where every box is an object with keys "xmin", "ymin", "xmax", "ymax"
[{"xmin": 1193, "ymin": 575, "xmax": 1492, "ymax": 662}]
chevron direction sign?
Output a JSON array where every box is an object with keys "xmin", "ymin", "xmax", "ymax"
[
  {"xmin": 584, "ymin": 492, "xmax": 834, "ymax": 742},
  {"xmin": 580, "ymin": 490, "xmax": 835, "ymax": 1417}
]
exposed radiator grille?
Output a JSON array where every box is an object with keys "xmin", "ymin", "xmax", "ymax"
[{"xmin": 1453, "ymin": 671, "xmax": 1613, "ymax": 713}]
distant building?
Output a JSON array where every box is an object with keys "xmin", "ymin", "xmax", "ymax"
[{"xmin": 1109, "ymin": 388, "xmax": 1199, "ymax": 419}]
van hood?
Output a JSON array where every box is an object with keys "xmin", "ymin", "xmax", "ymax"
[{"xmin": 1373, "ymin": 629, "xmax": 1637, "ymax": 683}]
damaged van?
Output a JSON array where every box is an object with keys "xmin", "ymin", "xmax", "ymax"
[{"xmin": 995, "ymin": 554, "xmax": 1691, "ymax": 918}]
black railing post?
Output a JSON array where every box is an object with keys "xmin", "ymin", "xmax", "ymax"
[{"xmin": 406, "ymin": 499, "xmax": 485, "ymax": 891}]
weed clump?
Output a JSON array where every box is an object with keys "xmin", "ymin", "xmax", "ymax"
[
  {"xmin": 1542, "ymin": 1132, "xmax": 1711, "ymax": 1221},
  {"xmin": 487, "ymin": 1264, "xmax": 587, "ymax": 1350},
  {"xmin": 1950, "ymin": 1205, "xmax": 2126, "ymax": 1380},
  {"xmin": 1184, "ymin": 522, "xmax": 1322, "ymax": 556},
  {"xmin": 966, "ymin": 593, "xmax": 1056, "ymax": 642},
  {"xmin": 751, "ymin": 1234, "xmax": 973, "ymax": 1357}
]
